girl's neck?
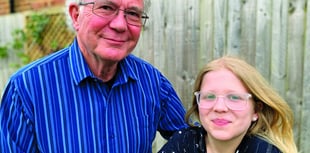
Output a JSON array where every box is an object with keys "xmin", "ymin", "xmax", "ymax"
[{"xmin": 205, "ymin": 135, "xmax": 242, "ymax": 153}]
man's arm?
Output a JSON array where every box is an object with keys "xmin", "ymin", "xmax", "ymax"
[
  {"xmin": 0, "ymin": 81, "xmax": 37, "ymax": 153},
  {"xmin": 157, "ymin": 76, "xmax": 188, "ymax": 139}
]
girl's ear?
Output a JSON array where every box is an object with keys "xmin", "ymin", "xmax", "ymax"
[
  {"xmin": 252, "ymin": 114, "xmax": 258, "ymax": 122},
  {"xmin": 253, "ymin": 100, "xmax": 263, "ymax": 122}
]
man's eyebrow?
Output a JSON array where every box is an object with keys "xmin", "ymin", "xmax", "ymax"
[
  {"xmin": 103, "ymin": 0, "xmax": 118, "ymax": 7},
  {"xmin": 103, "ymin": 0, "xmax": 144, "ymax": 12},
  {"xmin": 126, "ymin": 6, "xmax": 144, "ymax": 12}
]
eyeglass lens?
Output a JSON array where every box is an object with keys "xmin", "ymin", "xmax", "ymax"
[
  {"xmin": 195, "ymin": 92, "xmax": 251, "ymax": 110},
  {"xmin": 92, "ymin": 1, "xmax": 148, "ymax": 26}
]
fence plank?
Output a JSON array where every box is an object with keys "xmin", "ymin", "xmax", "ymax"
[
  {"xmin": 199, "ymin": 0, "xmax": 213, "ymax": 66},
  {"xmin": 226, "ymin": 0, "xmax": 242, "ymax": 55},
  {"xmin": 213, "ymin": 0, "xmax": 226, "ymax": 57},
  {"xmin": 240, "ymin": 0, "xmax": 257, "ymax": 63},
  {"xmin": 286, "ymin": 0, "xmax": 306, "ymax": 146},
  {"xmin": 255, "ymin": 0, "xmax": 272, "ymax": 79},
  {"xmin": 270, "ymin": 0, "xmax": 288, "ymax": 97},
  {"xmin": 300, "ymin": 0, "xmax": 310, "ymax": 152}
]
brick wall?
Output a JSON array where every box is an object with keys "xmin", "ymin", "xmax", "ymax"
[
  {"xmin": 0, "ymin": 0, "xmax": 65, "ymax": 15},
  {"xmin": 0, "ymin": 0, "xmax": 10, "ymax": 15}
]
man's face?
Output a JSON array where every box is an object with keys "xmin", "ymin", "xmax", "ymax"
[{"xmin": 73, "ymin": 0, "xmax": 144, "ymax": 63}]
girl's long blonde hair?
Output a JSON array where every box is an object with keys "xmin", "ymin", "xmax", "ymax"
[{"xmin": 185, "ymin": 56, "xmax": 298, "ymax": 153}]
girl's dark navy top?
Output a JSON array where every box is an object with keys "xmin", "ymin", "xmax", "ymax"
[{"xmin": 158, "ymin": 127, "xmax": 281, "ymax": 153}]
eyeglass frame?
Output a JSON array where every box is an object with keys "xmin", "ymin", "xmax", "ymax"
[
  {"xmin": 78, "ymin": 1, "xmax": 149, "ymax": 27},
  {"xmin": 194, "ymin": 91, "xmax": 252, "ymax": 110}
]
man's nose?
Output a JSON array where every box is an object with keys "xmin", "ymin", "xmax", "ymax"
[{"xmin": 109, "ymin": 10, "xmax": 127, "ymax": 31}]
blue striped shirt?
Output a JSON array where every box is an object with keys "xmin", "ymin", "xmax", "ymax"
[{"xmin": 0, "ymin": 38, "xmax": 188, "ymax": 153}]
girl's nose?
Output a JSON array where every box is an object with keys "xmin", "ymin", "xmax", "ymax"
[{"xmin": 212, "ymin": 97, "xmax": 229, "ymax": 112}]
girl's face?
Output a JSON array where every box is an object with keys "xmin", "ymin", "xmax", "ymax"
[{"xmin": 198, "ymin": 68, "xmax": 258, "ymax": 143}]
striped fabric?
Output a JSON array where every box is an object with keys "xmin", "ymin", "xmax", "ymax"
[{"xmin": 0, "ymin": 38, "xmax": 188, "ymax": 153}]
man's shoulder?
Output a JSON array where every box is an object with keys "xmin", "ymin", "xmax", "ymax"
[
  {"xmin": 11, "ymin": 48, "xmax": 70, "ymax": 79},
  {"xmin": 126, "ymin": 54, "xmax": 156, "ymax": 68},
  {"xmin": 123, "ymin": 54, "xmax": 162, "ymax": 75}
]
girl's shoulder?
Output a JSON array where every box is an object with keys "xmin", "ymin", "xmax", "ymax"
[
  {"xmin": 157, "ymin": 126, "xmax": 206, "ymax": 153},
  {"xmin": 237, "ymin": 135, "xmax": 281, "ymax": 153}
]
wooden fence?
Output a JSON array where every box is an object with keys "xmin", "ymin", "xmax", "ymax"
[
  {"xmin": 0, "ymin": 13, "xmax": 25, "ymax": 98},
  {"xmin": 134, "ymin": 0, "xmax": 310, "ymax": 152},
  {"xmin": 1, "ymin": 0, "xmax": 310, "ymax": 152}
]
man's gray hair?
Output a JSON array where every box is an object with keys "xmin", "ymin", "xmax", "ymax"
[{"xmin": 143, "ymin": 0, "xmax": 151, "ymax": 12}]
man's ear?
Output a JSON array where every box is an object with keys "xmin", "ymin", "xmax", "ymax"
[{"xmin": 68, "ymin": 3, "xmax": 80, "ymax": 31}]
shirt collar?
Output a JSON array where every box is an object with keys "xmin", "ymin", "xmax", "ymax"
[{"xmin": 115, "ymin": 55, "xmax": 138, "ymax": 85}]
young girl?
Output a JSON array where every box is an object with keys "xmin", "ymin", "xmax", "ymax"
[{"xmin": 158, "ymin": 56, "xmax": 298, "ymax": 153}]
